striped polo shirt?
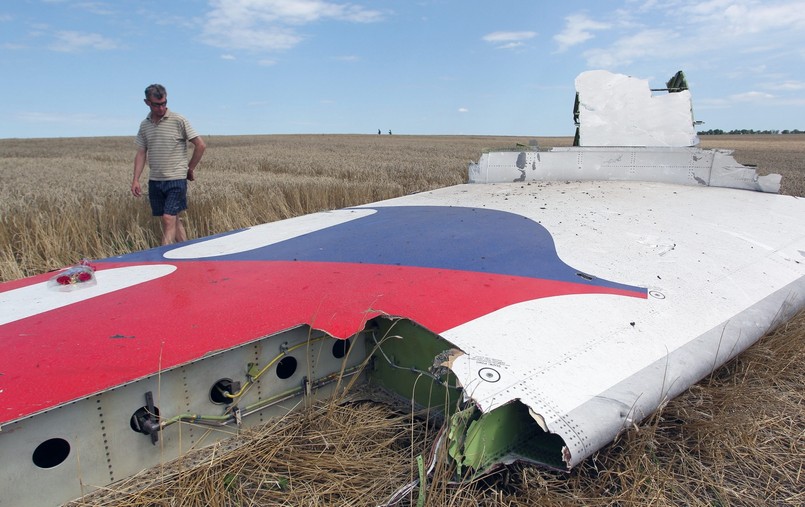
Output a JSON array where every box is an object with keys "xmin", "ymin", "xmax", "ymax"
[{"xmin": 135, "ymin": 110, "xmax": 199, "ymax": 181}]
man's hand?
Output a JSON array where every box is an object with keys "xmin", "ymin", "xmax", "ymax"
[
  {"xmin": 132, "ymin": 147, "xmax": 146, "ymax": 196},
  {"xmin": 187, "ymin": 168, "xmax": 195, "ymax": 181}
]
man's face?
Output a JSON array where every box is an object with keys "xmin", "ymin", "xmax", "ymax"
[{"xmin": 145, "ymin": 96, "xmax": 168, "ymax": 119}]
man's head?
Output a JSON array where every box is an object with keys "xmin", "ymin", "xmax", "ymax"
[
  {"xmin": 144, "ymin": 84, "xmax": 168, "ymax": 119},
  {"xmin": 144, "ymin": 84, "xmax": 166, "ymax": 101}
]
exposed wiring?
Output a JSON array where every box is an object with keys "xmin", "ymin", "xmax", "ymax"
[
  {"xmin": 368, "ymin": 331, "xmax": 455, "ymax": 388},
  {"xmin": 157, "ymin": 365, "xmax": 363, "ymax": 431},
  {"xmin": 223, "ymin": 334, "xmax": 331, "ymax": 404}
]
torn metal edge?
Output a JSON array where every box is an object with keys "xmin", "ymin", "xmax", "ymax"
[
  {"xmin": 366, "ymin": 317, "xmax": 571, "ymax": 479},
  {"xmin": 468, "ymin": 147, "xmax": 782, "ymax": 193}
]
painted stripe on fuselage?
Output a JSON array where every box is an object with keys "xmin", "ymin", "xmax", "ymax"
[
  {"xmin": 0, "ymin": 204, "xmax": 645, "ymax": 424},
  {"xmin": 106, "ymin": 206, "xmax": 644, "ymax": 293},
  {"xmin": 0, "ymin": 265, "xmax": 176, "ymax": 326},
  {"xmin": 164, "ymin": 208, "xmax": 376, "ymax": 259}
]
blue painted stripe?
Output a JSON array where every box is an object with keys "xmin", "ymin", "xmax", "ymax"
[{"xmin": 102, "ymin": 206, "xmax": 644, "ymax": 293}]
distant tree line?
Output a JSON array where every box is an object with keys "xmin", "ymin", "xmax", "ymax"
[{"xmin": 698, "ymin": 129, "xmax": 804, "ymax": 135}]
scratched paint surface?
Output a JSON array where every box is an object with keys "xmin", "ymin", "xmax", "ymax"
[{"xmin": 0, "ymin": 205, "xmax": 645, "ymax": 424}]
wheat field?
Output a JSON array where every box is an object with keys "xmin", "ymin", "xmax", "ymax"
[
  {"xmin": 2, "ymin": 134, "xmax": 803, "ymax": 281},
  {"xmin": 0, "ymin": 135, "xmax": 571, "ymax": 281},
  {"xmin": 1, "ymin": 134, "xmax": 804, "ymax": 506}
]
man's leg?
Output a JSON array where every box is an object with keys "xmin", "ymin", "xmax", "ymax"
[
  {"xmin": 175, "ymin": 215, "xmax": 187, "ymax": 242},
  {"xmin": 161, "ymin": 214, "xmax": 179, "ymax": 245},
  {"xmin": 158, "ymin": 180, "xmax": 189, "ymax": 245},
  {"xmin": 159, "ymin": 214, "xmax": 189, "ymax": 245}
]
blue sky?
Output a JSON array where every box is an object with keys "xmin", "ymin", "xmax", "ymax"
[{"xmin": 1, "ymin": 0, "xmax": 804, "ymax": 138}]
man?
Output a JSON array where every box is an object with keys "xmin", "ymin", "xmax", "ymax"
[{"xmin": 131, "ymin": 84, "xmax": 206, "ymax": 245}]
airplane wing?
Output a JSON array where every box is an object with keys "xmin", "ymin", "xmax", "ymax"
[{"xmin": 2, "ymin": 178, "xmax": 804, "ymax": 506}]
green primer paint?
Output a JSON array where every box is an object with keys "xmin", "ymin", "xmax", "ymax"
[
  {"xmin": 366, "ymin": 317, "xmax": 461, "ymax": 413},
  {"xmin": 366, "ymin": 317, "xmax": 567, "ymax": 477}
]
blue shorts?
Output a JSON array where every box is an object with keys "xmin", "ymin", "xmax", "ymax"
[{"xmin": 148, "ymin": 179, "xmax": 187, "ymax": 216}]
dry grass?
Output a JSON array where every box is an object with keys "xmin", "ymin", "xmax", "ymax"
[
  {"xmin": 65, "ymin": 401, "xmax": 440, "ymax": 507},
  {"xmin": 2, "ymin": 134, "xmax": 803, "ymax": 506}
]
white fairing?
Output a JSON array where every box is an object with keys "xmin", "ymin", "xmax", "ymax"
[
  {"xmin": 469, "ymin": 69, "xmax": 781, "ymax": 192},
  {"xmin": 401, "ymin": 181, "xmax": 805, "ymax": 467},
  {"xmin": 576, "ymin": 70, "xmax": 699, "ymax": 147}
]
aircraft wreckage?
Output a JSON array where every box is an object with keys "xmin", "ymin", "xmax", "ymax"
[{"xmin": 1, "ymin": 70, "xmax": 804, "ymax": 506}]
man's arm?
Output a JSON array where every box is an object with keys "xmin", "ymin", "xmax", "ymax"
[
  {"xmin": 132, "ymin": 147, "xmax": 147, "ymax": 197},
  {"xmin": 187, "ymin": 136, "xmax": 206, "ymax": 181}
]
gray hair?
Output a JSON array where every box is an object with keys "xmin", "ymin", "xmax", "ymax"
[{"xmin": 144, "ymin": 84, "xmax": 166, "ymax": 100}]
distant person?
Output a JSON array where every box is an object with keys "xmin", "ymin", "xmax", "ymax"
[
  {"xmin": 378, "ymin": 129, "xmax": 381, "ymax": 135},
  {"xmin": 131, "ymin": 84, "xmax": 206, "ymax": 245},
  {"xmin": 388, "ymin": 129, "xmax": 392, "ymax": 135}
]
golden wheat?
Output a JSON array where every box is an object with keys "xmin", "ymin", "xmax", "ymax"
[
  {"xmin": 3, "ymin": 134, "xmax": 802, "ymax": 281},
  {"xmin": 1, "ymin": 135, "xmax": 566, "ymax": 280}
]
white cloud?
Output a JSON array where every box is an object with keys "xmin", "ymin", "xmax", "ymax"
[
  {"xmin": 497, "ymin": 42, "xmax": 525, "ymax": 50},
  {"xmin": 214, "ymin": 0, "xmax": 384, "ymax": 24},
  {"xmin": 203, "ymin": 25, "xmax": 302, "ymax": 51},
  {"xmin": 483, "ymin": 31, "xmax": 536, "ymax": 44},
  {"xmin": 458, "ymin": 107, "xmax": 469, "ymax": 113},
  {"xmin": 482, "ymin": 31, "xmax": 536, "ymax": 42},
  {"xmin": 482, "ymin": 31, "xmax": 536, "ymax": 50},
  {"xmin": 554, "ymin": 14, "xmax": 611, "ymax": 52},
  {"xmin": 730, "ymin": 91, "xmax": 775, "ymax": 102},
  {"xmin": 765, "ymin": 80, "xmax": 805, "ymax": 91},
  {"xmin": 74, "ymin": 2, "xmax": 115, "ymax": 16},
  {"xmin": 683, "ymin": 0, "xmax": 805, "ymax": 36},
  {"xmin": 202, "ymin": 0, "xmax": 386, "ymax": 52},
  {"xmin": 583, "ymin": 28, "xmax": 676, "ymax": 68},
  {"xmin": 571, "ymin": 1, "xmax": 805, "ymax": 70},
  {"xmin": 49, "ymin": 31, "xmax": 117, "ymax": 52},
  {"xmin": 221, "ymin": 54, "xmax": 236, "ymax": 60}
]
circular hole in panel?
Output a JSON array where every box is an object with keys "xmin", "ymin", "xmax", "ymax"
[
  {"xmin": 210, "ymin": 378, "xmax": 236, "ymax": 405},
  {"xmin": 332, "ymin": 338, "xmax": 351, "ymax": 359},
  {"xmin": 32, "ymin": 438, "xmax": 71, "ymax": 469},
  {"xmin": 130, "ymin": 405, "xmax": 160, "ymax": 434},
  {"xmin": 276, "ymin": 356, "xmax": 298, "ymax": 379}
]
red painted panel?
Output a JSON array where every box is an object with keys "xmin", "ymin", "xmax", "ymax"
[{"xmin": 1, "ymin": 260, "xmax": 641, "ymax": 423}]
